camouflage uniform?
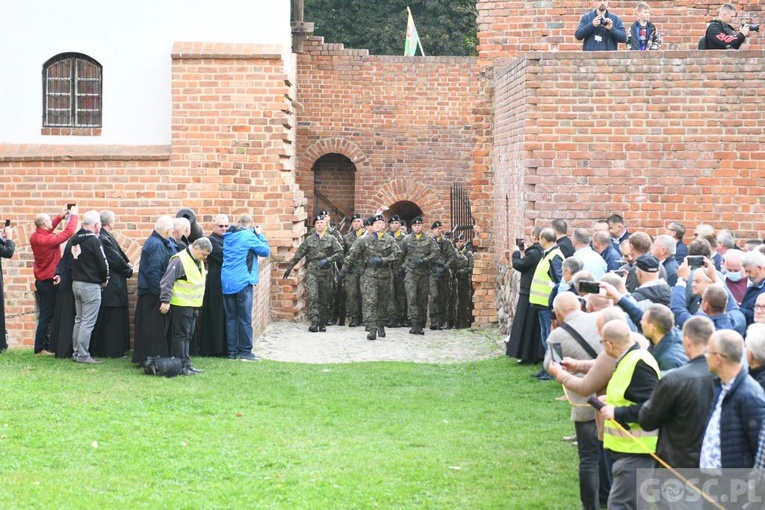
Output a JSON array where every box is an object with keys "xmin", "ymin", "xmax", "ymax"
[
  {"xmin": 326, "ymin": 225, "xmax": 345, "ymax": 325},
  {"xmin": 429, "ymin": 235, "xmax": 463, "ymax": 329},
  {"xmin": 342, "ymin": 227, "xmax": 365, "ymax": 326},
  {"xmin": 387, "ymin": 229, "xmax": 408, "ymax": 327},
  {"xmin": 344, "ymin": 231, "xmax": 401, "ymax": 334},
  {"xmin": 454, "ymin": 245, "xmax": 474, "ymax": 329},
  {"xmin": 400, "ymin": 231, "xmax": 440, "ymax": 334},
  {"xmin": 285, "ymin": 231, "xmax": 344, "ymax": 329}
]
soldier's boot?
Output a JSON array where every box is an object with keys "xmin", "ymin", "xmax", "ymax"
[
  {"xmin": 409, "ymin": 321, "xmax": 418, "ymax": 335},
  {"xmin": 365, "ymin": 324, "xmax": 371, "ymax": 332},
  {"xmin": 349, "ymin": 317, "xmax": 360, "ymax": 328},
  {"xmin": 318, "ymin": 322, "xmax": 327, "ymax": 332},
  {"xmin": 327, "ymin": 319, "xmax": 337, "ymax": 326},
  {"xmin": 309, "ymin": 322, "xmax": 319, "ymax": 333},
  {"xmin": 401, "ymin": 319, "xmax": 411, "ymax": 328},
  {"xmin": 338, "ymin": 317, "xmax": 345, "ymax": 326},
  {"xmin": 430, "ymin": 320, "xmax": 439, "ymax": 331},
  {"xmin": 367, "ymin": 328, "xmax": 377, "ymax": 341},
  {"xmin": 378, "ymin": 326, "xmax": 386, "ymax": 338},
  {"xmin": 418, "ymin": 322, "xmax": 425, "ymax": 335},
  {"xmin": 386, "ymin": 319, "xmax": 398, "ymax": 328}
]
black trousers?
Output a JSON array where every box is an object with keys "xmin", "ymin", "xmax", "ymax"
[
  {"xmin": 576, "ymin": 420, "xmax": 601, "ymax": 510},
  {"xmin": 171, "ymin": 306, "xmax": 198, "ymax": 369},
  {"xmin": 34, "ymin": 279, "xmax": 57, "ymax": 353}
]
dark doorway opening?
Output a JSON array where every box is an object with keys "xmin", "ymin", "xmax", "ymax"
[
  {"xmin": 387, "ymin": 201, "xmax": 424, "ymax": 229},
  {"xmin": 312, "ymin": 153, "xmax": 356, "ymax": 230}
]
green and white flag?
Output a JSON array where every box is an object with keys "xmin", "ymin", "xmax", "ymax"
[{"xmin": 404, "ymin": 7, "xmax": 424, "ymax": 56}]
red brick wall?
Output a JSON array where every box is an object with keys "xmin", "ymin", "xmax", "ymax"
[
  {"xmin": 0, "ymin": 43, "xmax": 303, "ymax": 348},
  {"xmin": 477, "ymin": 0, "xmax": 764, "ymax": 63},
  {"xmin": 296, "ymin": 38, "xmax": 479, "ymax": 225}
]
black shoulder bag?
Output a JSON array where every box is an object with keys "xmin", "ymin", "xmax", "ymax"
[{"xmin": 559, "ymin": 322, "xmax": 599, "ymax": 359}]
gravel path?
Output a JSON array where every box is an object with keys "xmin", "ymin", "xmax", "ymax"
[{"xmin": 254, "ymin": 321, "xmax": 506, "ymax": 364}]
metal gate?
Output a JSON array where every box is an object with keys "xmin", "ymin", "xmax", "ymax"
[{"xmin": 450, "ymin": 183, "xmax": 475, "ymax": 242}]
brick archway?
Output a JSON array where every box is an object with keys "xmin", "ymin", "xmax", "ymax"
[
  {"xmin": 300, "ymin": 137, "xmax": 369, "ymax": 174},
  {"xmin": 372, "ymin": 178, "xmax": 447, "ymax": 225}
]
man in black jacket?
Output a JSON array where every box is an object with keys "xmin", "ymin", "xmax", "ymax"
[
  {"xmin": 69, "ymin": 210, "xmax": 109, "ymax": 364},
  {"xmin": 639, "ymin": 316, "xmax": 715, "ymax": 468},
  {"xmin": 746, "ymin": 323, "xmax": 765, "ymax": 391},
  {"xmin": 701, "ymin": 3, "xmax": 754, "ymax": 49}
]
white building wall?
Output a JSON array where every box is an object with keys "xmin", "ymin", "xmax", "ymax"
[{"xmin": 0, "ymin": 0, "xmax": 291, "ymax": 145}]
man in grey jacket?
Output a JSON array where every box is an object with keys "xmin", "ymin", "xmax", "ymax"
[{"xmin": 544, "ymin": 292, "xmax": 603, "ymax": 510}]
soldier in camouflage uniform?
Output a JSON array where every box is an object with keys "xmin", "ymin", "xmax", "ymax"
[
  {"xmin": 428, "ymin": 221, "xmax": 464, "ymax": 330},
  {"xmin": 341, "ymin": 213, "xmax": 365, "ymax": 327},
  {"xmin": 282, "ymin": 215, "xmax": 344, "ymax": 332},
  {"xmin": 453, "ymin": 236, "xmax": 474, "ymax": 329},
  {"xmin": 319, "ymin": 209, "xmax": 345, "ymax": 326},
  {"xmin": 344, "ymin": 214, "xmax": 401, "ymax": 341},
  {"xmin": 400, "ymin": 216, "xmax": 440, "ymax": 335},
  {"xmin": 386, "ymin": 215, "xmax": 408, "ymax": 328}
]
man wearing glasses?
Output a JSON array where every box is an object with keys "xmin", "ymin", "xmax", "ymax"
[
  {"xmin": 198, "ymin": 215, "xmax": 229, "ymax": 357},
  {"xmin": 740, "ymin": 251, "xmax": 765, "ymax": 326},
  {"xmin": 665, "ymin": 222, "xmax": 687, "ymax": 265}
]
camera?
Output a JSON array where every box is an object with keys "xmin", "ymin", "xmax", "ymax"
[
  {"xmin": 687, "ymin": 256, "xmax": 704, "ymax": 269},
  {"xmin": 578, "ymin": 281, "xmax": 601, "ymax": 294},
  {"xmin": 515, "ymin": 238, "xmax": 525, "ymax": 251},
  {"xmin": 744, "ymin": 23, "xmax": 760, "ymax": 32},
  {"xmin": 597, "ymin": 16, "xmax": 611, "ymax": 25}
]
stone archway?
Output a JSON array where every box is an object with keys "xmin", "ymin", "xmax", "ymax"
[
  {"xmin": 311, "ymin": 153, "xmax": 356, "ymax": 222},
  {"xmin": 387, "ymin": 201, "xmax": 423, "ymax": 227}
]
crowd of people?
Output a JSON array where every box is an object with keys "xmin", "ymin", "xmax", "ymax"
[
  {"xmin": 283, "ymin": 210, "xmax": 474, "ymax": 340},
  {"xmin": 507, "ymin": 215, "xmax": 765, "ymax": 508},
  {"xmin": 575, "ymin": 1, "xmax": 758, "ymax": 51},
  {"xmin": 2, "ymin": 206, "xmax": 270, "ymax": 375}
]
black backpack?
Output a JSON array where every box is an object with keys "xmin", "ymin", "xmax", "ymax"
[{"xmin": 143, "ymin": 356, "xmax": 183, "ymax": 377}]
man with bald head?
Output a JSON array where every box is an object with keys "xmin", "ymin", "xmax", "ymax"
[
  {"xmin": 700, "ymin": 330, "xmax": 765, "ymax": 469},
  {"xmin": 598, "ymin": 320, "xmax": 660, "ymax": 510},
  {"xmin": 543, "ymin": 292, "xmax": 602, "ymax": 510}
]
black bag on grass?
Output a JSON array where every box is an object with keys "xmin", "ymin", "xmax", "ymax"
[{"xmin": 143, "ymin": 356, "xmax": 183, "ymax": 378}]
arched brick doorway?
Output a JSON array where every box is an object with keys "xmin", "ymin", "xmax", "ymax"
[
  {"xmin": 387, "ymin": 200, "xmax": 423, "ymax": 228},
  {"xmin": 312, "ymin": 153, "xmax": 356, "ymax": 227}
]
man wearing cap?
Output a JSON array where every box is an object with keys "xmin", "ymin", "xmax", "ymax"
[
  {"xmin": 318, "ymin": 209, "xmax": 345, "ymax": 326},
  {"xmin": 387, "ymin": 215, "xmax": 408, "ymax": 328},
  {"xmin": 341, "ymin": 213, "xmax": 365, "ymax": 327},
  {"xmin": 284, "ymin": 215, "xmax": 344, "ymax": 332},
  {"xmin": 429, "ymin": 221, "xmax": 462, "ymax": 330},
  {"xmin": 344, "ymin": 214, "xmax": 401, "ymax": 340},
  {"xmin": 631, "ymin": 254, "xmax": 671, "ymax": 310},
  {"xmin": 453, "ymin": 235, "xmax": 474, "ymax": 329},
  {"xmin": 400, "ymin": 217, "xmax": 440, "ymax": 335}
]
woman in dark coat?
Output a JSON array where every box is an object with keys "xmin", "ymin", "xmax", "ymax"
[
  {"xmin": 198, "ymin": 216, "xmax": 228, "ymax": 356},
  {"xmin": 91, "ymin": 211, "xmax": 134, "ymax": 358},
  {"xmin": 506, "ymin": 226, "xmax": 545, "ymax": 363},
  {"xmin": 0, "ymin": 225, "xmax": 16, "ymax": 351},
  {"xmin": 131, "ymin": 216, "xmax": 176, "ymax": 364},
  {"xmin": 50, "ymin": 238, "xmax": 75, "ymax": 358}
]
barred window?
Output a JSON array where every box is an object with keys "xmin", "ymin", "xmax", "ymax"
[{"xmin": 42, "ymin": 53, "xmax": 102, "ymax": 129}]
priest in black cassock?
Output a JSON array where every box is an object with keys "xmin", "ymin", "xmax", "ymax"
[
  {"xmin": 0, "ymin": 223, "xmax": 16, "ymax": 352},
  {"xmin": 198, "ymin": 214, "xmax": 228, "ymax": 356},
  {"xmin": 91, "ymin": 210, "xmax": 134, "ymax": 358}
]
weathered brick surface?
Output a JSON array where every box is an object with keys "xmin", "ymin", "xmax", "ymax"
[
  {"xmin": 477, "ymin": 0, "xmax": 764, "ymax": 64},
  {"xmin": 0, "ymin": 43, "xmax": 301, "ymax": 347}
]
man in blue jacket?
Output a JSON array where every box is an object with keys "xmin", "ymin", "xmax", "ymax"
[
  {"xmin": 221, "ymin": 214, "xmax": 270, "ymax": 361},
  {"xmin": 575, "ymin": 0, "xmax": 627, "ymax": 51}
]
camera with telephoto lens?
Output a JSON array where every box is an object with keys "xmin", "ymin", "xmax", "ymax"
[{"xmin": 744, "ymin": 23, "xmax": 760, "ymax": 32}]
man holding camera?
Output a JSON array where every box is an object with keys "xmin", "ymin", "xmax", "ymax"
[
  {"xmin": 575, "ymin": 0, "xmax": 627, "ymax": 51},
  {"xmin": 701, "ymin": 3, "xmax": 757, "ymax": 49}
]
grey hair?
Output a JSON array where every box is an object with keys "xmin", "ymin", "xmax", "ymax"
[
  {"xmin": 742, "ymin": 250, "xmax": 765, "ymax": 270},
  {"xmin": 745, "ymin": 324, "xmax": 765, "ymax": 364},
  {"xmin": 154, "ymin": 215, "xmax": 174, "ymax": 234},
  {"xmin": 655, "ymin": 235, "xmax": 676, "ymax": 257},
  {"xmin": 82, "ymin": 210, "xmax": 101, "ymax": 226},
  {"xmin": 100, "ymin": 210, "xmax": 115, "ymax": 227},
  {"xmin": 192, "ymin": 237, "xmax": 213, "ymax": 252}
]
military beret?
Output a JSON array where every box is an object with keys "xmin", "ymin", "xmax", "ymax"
[
  {"xmin": 389, "ymin": 215, "xmax": 401, "ymax": 223},
  {"xmin": 365, "ymin": 217, "xmax": 375, "ymax": 226},
  {"xmin": 352, "ymin": 213, "xmax": 362, "ymax": 220},
  {"xmin": 432, "ymin": 221, "xmax": 443, "ymax": 229},
  {"xmin": 320, "ymin": 209, "xmax": 330, "ymax": 216},
  {"xmin": 399, "ymin": 220, "xmax": 407, "ymax": 226},
  {"xmin": 373, "ymin": 214, "xmax": 385, "ymax": 223},
  {"xmin": 313, "ymin": 215, "xmax": 324, "ymax": 224},
  {"xmin": 411, "ymin": 217, "xmax": 424, "ymax": 225}
]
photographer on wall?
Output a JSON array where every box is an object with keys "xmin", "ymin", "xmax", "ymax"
[
  {"xmin": 700, "ymin": 3, "xmax": 759, "ymax": 49},
  {"xmin": 575, "ymin": 0, "xmax": 627, "ymax": 51}
]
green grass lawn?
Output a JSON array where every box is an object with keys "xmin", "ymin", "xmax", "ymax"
[{"xmin": 0, "ymin": 351, "xmax": 579, "ymax": 509}]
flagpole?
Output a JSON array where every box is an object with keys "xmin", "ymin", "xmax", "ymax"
[{"xmin": 417, "ymin": 38, "xmax": 425, "ymax": 57}]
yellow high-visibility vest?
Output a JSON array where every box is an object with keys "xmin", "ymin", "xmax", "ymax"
[
  {"xmin": 603, "ymin": 347, "xmax": 661, "ymax": 454},
  {"xmin": 169, "ymin": 250, "xmax": 206, "ymax": 308},
  {"xmin": 529, "ymin": 246, "xmax": 563, "ymax": 306}
]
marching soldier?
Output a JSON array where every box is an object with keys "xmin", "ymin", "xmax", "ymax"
[
  {"xmin": 318, "ymin": 209, "xmax": 345, "ymax": 326},
  {"xmin": 344, "ymin": 214, "xmax": 401, "ymax": 341},
  {"xmin": 387, "ymin": 215, "xmax": 408, "ymax": 328},
  {"xmin": 454, "ymin": 236, "xmax": 474, "ymax": 329},
  {"xmin": 283, "ymin": 215, "xmax": 344, "ymax": 332},
  {"xmin": 400, "ymin": 217, "xmax": 440, "ymax": 335},
  {"xmin": 342, "ymin": 213, "xmax": 365, "ymax": 327},
  {"xmin": 429, "ymin": 221, "xmax": 463, "ymax": 330}
]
